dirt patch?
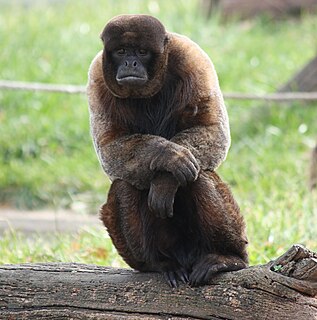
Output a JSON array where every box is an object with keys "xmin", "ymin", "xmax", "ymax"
[{"xmin": 0, "ymin": 207, "xmax": 102, "ymax": 234}]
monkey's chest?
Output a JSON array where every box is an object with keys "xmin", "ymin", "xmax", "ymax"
[{"xmin": 130, "ymin": 104, "xmax": 178, "ymax": 139}]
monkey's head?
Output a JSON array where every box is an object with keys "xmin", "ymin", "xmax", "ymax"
[{"xmin": 100, "ymin": 15, "xmax": 169, "ymax": 99}]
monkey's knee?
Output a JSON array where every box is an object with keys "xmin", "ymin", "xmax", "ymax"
[
  {"xmin": 106, "ymin": 179, "xmax": 142, "ymax": 206},
  {"xmin": 100, "ymin": 179, "xmax": 140, "ymax": 225},
  {"xmin": 108, "ymin": 179, "xmax": 137, "ymax": 195},
  {"xmin": 194, "ymin": 170, "xmax": 222, "ymax": 184},
  {"xmin": 191, "ymin": 171, "xmax": 238, "ymax": 205},
  {"xmin": 100, "ymin": 180, "xmax": 146, "ymax": 269}
]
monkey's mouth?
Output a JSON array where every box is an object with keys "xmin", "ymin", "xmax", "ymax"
[{"xmin": 116, "ymin": 75, "xmax": 148, "ymax": 86}]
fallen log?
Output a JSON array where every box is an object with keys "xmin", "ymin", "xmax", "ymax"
[
  {"xmin": 279, "ymin": 55, "xmax": 317, "ymax": 93},
  {"xmin": 0, "ymin": 244, "xmax": 316, "ymax": 319},
  {"xmin": 201, "ymin": 0, "xmax": 317, "ymax": 19}
]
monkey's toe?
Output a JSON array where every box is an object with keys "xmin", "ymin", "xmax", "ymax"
[
  {"xmin": 189, "ymin": 254, "xmax": 247, "ymax": 287},
  {"xmin": 189, "ymin": 262, "xmax": 227, "ymax": 287},
  {"xmin": 164, "ymin": 271, "xmax": 178, "ymax": 288},
  {"xmin": 163, "ymin": 268, "xmax": 190, "ymax": 288},
  {"xmin": 176, "ymin": 268, "xmax": 190, "ymax": 284}
]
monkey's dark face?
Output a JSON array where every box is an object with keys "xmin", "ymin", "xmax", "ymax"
[
  {"xmin": 111, "ymin": 47, "xmax": 152, "ymax": 87},
  {"xmin": 100, "ymin": 15, "xmax": 169, "ymax": 99}
]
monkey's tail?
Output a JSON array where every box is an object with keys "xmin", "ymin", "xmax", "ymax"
[{"xmin": 309, "ymin": 142, "xmax": 317, "ymax": 190}]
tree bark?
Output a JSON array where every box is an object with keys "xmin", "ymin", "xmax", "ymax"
[
  {"xmin": 310, "ymin": 142, "xmax": 317, "ymax": 190},
  {"xmin": 0, "ymin": 244, "xmax": 316, "ymax": 320},
  {"xmin": 200, "ymin": 0, "xmax": 220, "ymax": 18}
]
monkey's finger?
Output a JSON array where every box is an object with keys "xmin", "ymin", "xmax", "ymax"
[
  {"xmin": 159, "ymin": 209, "xmax": 168, "ymax": 219},
  {"xmin": 177, "ymin": 161, "xmax": 198, "ymax": 185},
  {"xmin": 157, "ymin": 198, "xmax": 167, "ymax": 219},
  {"xmin": 147, "ymin": 188, "xmax": 154, "ymax": 210},
  {"xmin": 173, "ymin": 168, "xmax": 188, "ymax": 187},
  {"xmin": 166, "ymin": 209, "xmax": 174, "ymax": 218},
  {"xmin": 184, "ymin": 160, "xmax": 199, "ymax": 182},
  {"xmin": 147, "ymin": 188, "xmax": 160, "ymax": 216},
  {"xmin": 153, "ymin": 203, "xmax": 163, "ymax": 218},
  {"xmin": 191, "ymin": 160, "xmax": 200, "ymax": 180},
  {"xmin": 164, "ymin": 197, "xmax": 174, "ymax": 218},
  {"xmin": 185, "ymin": 151, "xmax": 200, "ymax": 173},
  {"xmin": 202, "ymin": 263, "xmax": 227, "ymax": 284},
  {"xmin": 148, "ymin": 187, "xmax": 170, "ymax": 218},
  {"xmin": 157, "ymin": 197, "xmax": 170, "ymax": 219}
]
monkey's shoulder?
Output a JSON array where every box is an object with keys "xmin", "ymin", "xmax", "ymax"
[
  {"xmin": 87, "ymin": 51, "xmax": 103, "ymax": 90},
  {"xmin": 87, "ymin": 51, "xmax": 111, "ymax": 112},
  {"xmin": 167, "ymin": 32, "xmax": 220, "ymax": 97}
]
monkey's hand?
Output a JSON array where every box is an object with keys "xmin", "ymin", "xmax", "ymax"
[
  {"xmin": 148, "ymin": 172, "xmax": 180, "ymax": 219},
  {"xmin": 150, "ymin": 144, "xmax": 200, "ymax": 187}
]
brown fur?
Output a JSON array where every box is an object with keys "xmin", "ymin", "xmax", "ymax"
[{"xmin": 87, "ymin": 14, "xmax": 248, "ymax": 286}]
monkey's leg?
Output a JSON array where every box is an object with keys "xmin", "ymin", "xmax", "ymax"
[
  {"xmin": 101, "ymin": 179, "xmax": 190, "ymax": 287},
  {"xmin": 100, "ymin": 179, "xmax": 147, "ymax": 271},
  {"xmin": 100, "ymin": 180, "xmax": 189, "ymax": 287},
  {"xmin": 187, "ymin": 171, "xmax": 248, "ymax": 287}
]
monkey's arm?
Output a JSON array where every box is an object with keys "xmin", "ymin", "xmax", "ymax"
[
  {"xmin": 171, "ymin": 94, "xmax": 231, "ymax": 172},
  {"xmin": 88, "ymin": 96, "xmax": 199, "ymax": 192},
  {"xmin": 89, "ymin": 111, "xmax": 199, "ymax": 189},
  {"xmin": 168, "ymin": 34, "xmax": 231, "ymax": 172}
]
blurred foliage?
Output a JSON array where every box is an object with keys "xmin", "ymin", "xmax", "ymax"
[{"xmin": 0, "ymin": 0, "xmax": 316, "ymax": 265}]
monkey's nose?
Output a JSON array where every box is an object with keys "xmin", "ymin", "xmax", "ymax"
[{"xmin": 125, "ymin": 60, "xmax": 138, "ymax": 68}]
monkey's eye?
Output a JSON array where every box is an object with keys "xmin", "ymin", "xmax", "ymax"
[
  {"xmin": 137, "ymin": 49, "xmax": 148, "ymax": 56},
  {"xmin": 116, "ymin": 48, "xmax": 126, "ymax": 55}
]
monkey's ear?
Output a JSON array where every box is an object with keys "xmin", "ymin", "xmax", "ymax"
[{"xmin": 164, "ymin": 34, "xmax": 170, "ymax": 46}]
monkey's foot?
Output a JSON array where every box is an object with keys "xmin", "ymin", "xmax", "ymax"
[
  {"xmin": 163, "ymin": 268, "xmax": 190, "ymax": 288},
  {"xmin": 189, "ymin": 254, "xmax": 247, "ymax": 287}
]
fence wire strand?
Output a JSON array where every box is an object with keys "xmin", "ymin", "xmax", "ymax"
[{"xmin": 1, "ymin": 80, "xmax": 317, "ymax": 101}]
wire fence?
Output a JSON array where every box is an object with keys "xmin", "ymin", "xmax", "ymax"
[{"xmin": 1, "ymin": 79, "xmax": 317, "ymax": 101}]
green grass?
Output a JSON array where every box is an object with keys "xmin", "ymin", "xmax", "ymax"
[
  {"xmin": 0, "ymin": 0, "xmax": 316, "ymax": 266},
  {"xmin": 0, "ymin": 228, "xmax": 126, "ymax": 267}
]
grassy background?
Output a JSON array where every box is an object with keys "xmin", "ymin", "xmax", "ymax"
[{"xmin": 0, "ymin": 0, "xmax": 316, "ymax": 266}]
